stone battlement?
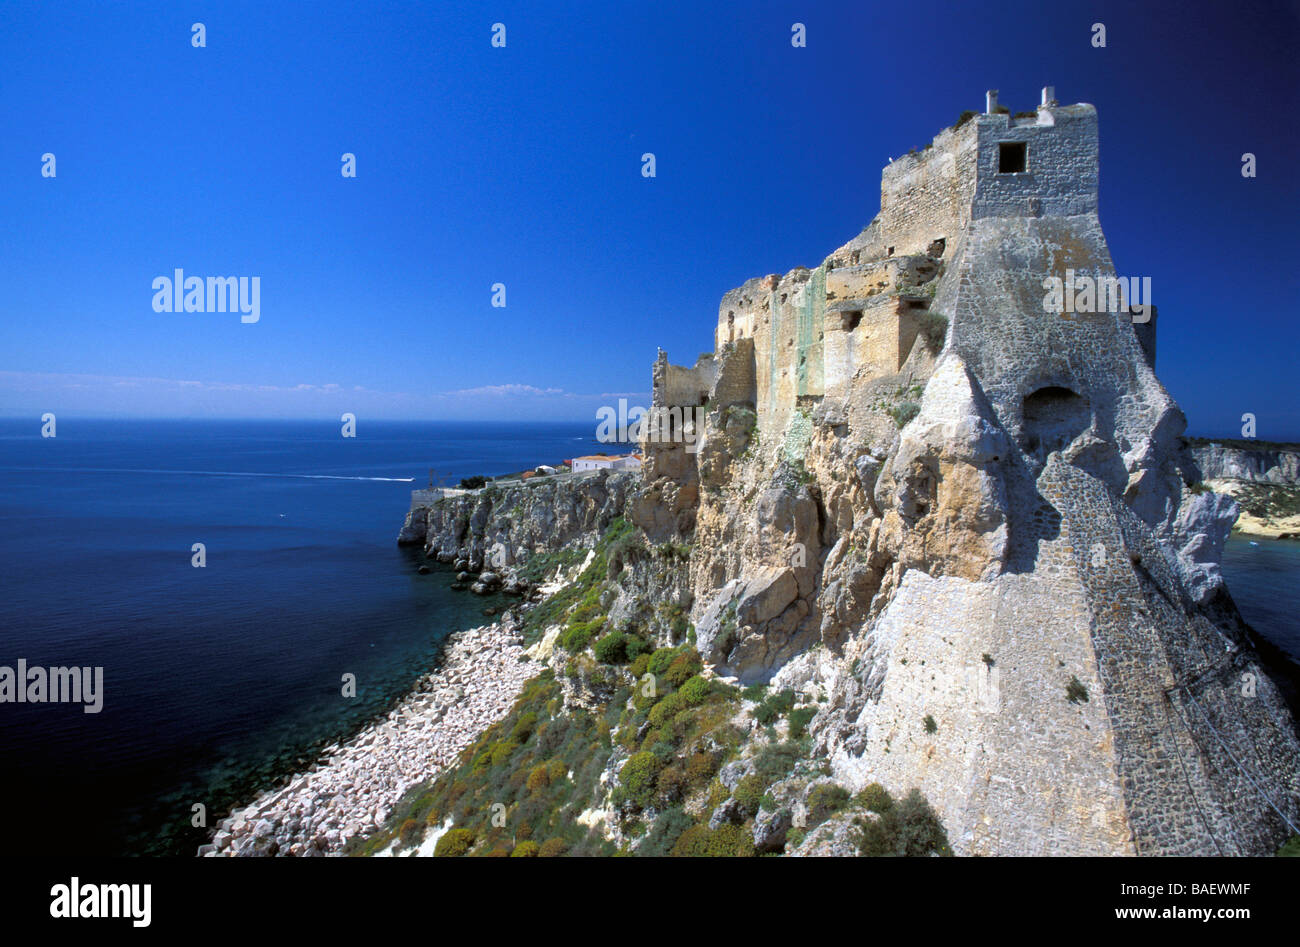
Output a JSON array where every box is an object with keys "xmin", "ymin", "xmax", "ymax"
[{"xmin": 668, "ymin": 89, "xmax": 1108, "ymax": 443}]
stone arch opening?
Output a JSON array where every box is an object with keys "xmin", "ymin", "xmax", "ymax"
[{"xmin": 1021, "ymin": 385, "xmax": 1089, "ymax": 458}]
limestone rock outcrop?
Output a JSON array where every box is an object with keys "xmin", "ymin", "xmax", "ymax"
[
  {"xmin": 1191, "ymin": 442, "xmax": 1300, "ymax": 485},
  {"xmin": 400, "ymin": 471, "xmax": 636, "ymax": 573}
]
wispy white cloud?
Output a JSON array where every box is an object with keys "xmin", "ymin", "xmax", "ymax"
[
  {"xmin": 445, "ymin": 383, "xmax": 568, "ymax": 398},
  {"xmin": 0, "ymin": 370, "xmax": 646, "ymax": 421}
]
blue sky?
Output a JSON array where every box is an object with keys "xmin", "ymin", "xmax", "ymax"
[{"xmin": 1, "ymin": 0, "xmax": 1296, "ymax": 437}]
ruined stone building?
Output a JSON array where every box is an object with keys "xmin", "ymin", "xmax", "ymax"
[
  {"xmin": 405, "ymin": 88, "xmax": 1300, "ymax": 856},
  {"xmin": 632, "ymin": 87, "xmax": 1300, "ymax": 855}
]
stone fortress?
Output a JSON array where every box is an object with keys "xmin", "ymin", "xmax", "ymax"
[{"xmin": 633, "ymin": 88, "xmax": 1300, "ymax": 855}]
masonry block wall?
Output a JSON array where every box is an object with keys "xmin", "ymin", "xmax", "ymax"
[{"xmin": 972, "ymin": 105, "xmax": 1099, "ymax": 219}]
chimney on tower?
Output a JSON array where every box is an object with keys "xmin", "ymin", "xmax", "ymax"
[
  {"xmin": 986, "ymin": 89, "xmax": 999, "ymax": 114},
  {"xmin": 1041, "ymin": 85, "xmax": 1057, "ymax": 107}
]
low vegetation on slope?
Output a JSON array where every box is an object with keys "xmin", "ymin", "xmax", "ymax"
[{"xmin": 354, "ymin": 517, "xmax": 950, "ymax": 857}]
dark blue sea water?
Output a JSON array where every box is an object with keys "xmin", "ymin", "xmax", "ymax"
[
  {"xmin": 1222, "ymin": 534, "xmax": 1300, "ymax": 661},
  {"xmin": 0, "ymin": 418, "xmax": 603, "ymax": 855}
]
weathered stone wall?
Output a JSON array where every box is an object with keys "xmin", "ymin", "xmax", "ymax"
[
  {"xmin": 947, "ymin": 214, "xmax": 1184, "ymax": 536},
  {"xmin": 972, "ymin": 106, "xmax": 1099, "ymax": 220},
  {"xmin": 715, "ymin": 277, "xmax": 770, "ymax": 350},
  {"xmin": 823, "ymin": 295, "xmax": 927, "ymax": 398},
  {"xmin": 660, "ymin": 355, "xmax": 717, "ymax": 407},
  {"xmin": 875, "ymin": 119, "xmax": 978, "ymax": 259},
  {"xmin": 818, "ymin": 564, "xmax": 1135, "ymax": 856},
  {"xmin": 709, "ymin": 338, "xmax": 757, "ymax": 411}
]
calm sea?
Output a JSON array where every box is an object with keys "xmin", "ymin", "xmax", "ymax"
[
  {"xmin": 1222, "ymin": 534, "xmax": 1300, "ymax": 661},
  {"xmin": 0, "ymin": 419, "xmax": 1295, "ymax": 856},
  {"xmin": 0, "ymin": 418, "xmax": 603, "ymax": 855}
]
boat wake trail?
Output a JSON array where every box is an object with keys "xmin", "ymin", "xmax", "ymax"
[{"xmin": 2, "ymin": 466, "xmax": 415, "ymax": 482}]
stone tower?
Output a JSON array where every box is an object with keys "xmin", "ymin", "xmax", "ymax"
[{"xmin": 636, "ymin": 89, "xmax": 1300, "ymax": 855}]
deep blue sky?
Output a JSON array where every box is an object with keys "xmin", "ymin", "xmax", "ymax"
[{"xmin": 1, "ymin": 0, "xmax": 1296, "ymax": 437}]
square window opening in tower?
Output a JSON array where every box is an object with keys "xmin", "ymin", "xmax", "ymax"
[{"xmin": 999, "ymin": 141, "xmax": 1027, "ymax": 173}]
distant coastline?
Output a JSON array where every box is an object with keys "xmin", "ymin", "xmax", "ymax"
[{"xmin": 1188, "ymin": 438, "xmax": 1300, "ymax": 537}]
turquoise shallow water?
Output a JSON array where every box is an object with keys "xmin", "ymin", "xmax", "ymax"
[{"xmin": 0, "ymin": 418, "xmax": 606, "ymax": 855}]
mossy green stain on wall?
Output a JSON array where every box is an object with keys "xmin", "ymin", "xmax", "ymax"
[
  {"xmin": 767, "ymin": 287, "xmax": 779, "ymax": 414},
  {"xmin": 797, "ymin": 265, "xmax": 825, "ymax": 397}
]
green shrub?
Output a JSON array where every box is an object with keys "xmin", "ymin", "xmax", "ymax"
[
  {"xmin": 806, "ymin": 783, "xmax": 851, "ymax": 827},
  {"xmin": 657, "ymin": 764, "xmax": 687, "ymax": 804},
  {"xmin": 671, "ymin": 822, "xmax": 754, "ymax": 857},
  {"xmin": 684, "ymin": 751, "xmax": 717, "ymax": 788},
  {"xmin": 1066, "ymin": 676, "xmax": 1089, "ymax": 704},
  {"xmin": 511, "ymin": 711, "xmax": 538, "ymax": 743},
  {"xmin": 754, "ymin": 688, "xmax": 796, "ymax": 725},
  {"xmin": 489, "ymin": 739, "xmax": 519, "ymax": 767},
  {"xmin": 647, "ymin": 647, "xmax": 679, "ymax": 676},
  {"xmin": 620, "ymin": 751, "xmax": 663, "ymax": 808},
  {"xmin": 625, "ymin": 634, "xmax": 651, "ymax": 662},
  {"xmin": 890, "ymin": 401, "xmax": 921, "ymax": 428},
  {"xmin": 539, "ymin": 837, "xmax": 568, "ymax": 857},
  {"xmin": 606, "ymin": 531, "xmax": 647, "ymax": 578},
  {"xmin": 752, "ymin": 739, "xmax": 806, "ymax": 785},
  {"xmin": 923, "ymin": 714, "xmax": 937, "ymax": 734},
  {"xmin": 648, "ymin": 691, "xmax": 686, "ymax": 729},
  {"xmin": 560, "ymin": 621, "xmax": 599, "ymax": 653},
  {"xmin": 1278, "ymin": 834, "xmax": 1300, "ymax": 857},
  {"xmin": 525, "ymin": 763, "xmax": 551, "ymax": 792},
  {"xmin": 398, "ymin": 819, "xmax": 423, "ymax": 848},
  {"xmin": 593, "ymin": 630, "xmax": 648, "ymax": 664},
  {"xmin": 434, "ymin": 828, "xmax": 475, "ymax": 857},
  {"xmin": 856, "ymin": 788, "xmax": 950, "ymax": 857},
  {"xmin": 733, "ymin": 773, "xmax": 765, "ymax": 817},
  {"xmin": 920, "ymin": 311, "xmax": 948, "ymax": 353},
  {"xmin": 856, "ymin": 783, "xmax": 894, "ymax": 814},
  {"xmin": 629, "ymin": 653, "xmax": 651, "ymax": 679},
  {"xmin": 788, "ymin": 706, "xmax": 816, "ymax": 738},
  {"xmin": 593, "ymin": 630, "xmax": 626, "ymax": 663},
  {"xmin": 639, "ymin": 806, "xmax": 693, "ymax": 857},
  {"xmin": 679, "ymin": 675, "xmax": 711, "ymax": 706},
  {"xmin": 664, "ymin": 650, "xmax": 702, "ymax": 687},
  {"xmin": 510, "ymin": 840, "xmax": 539, "ymax": 857}
]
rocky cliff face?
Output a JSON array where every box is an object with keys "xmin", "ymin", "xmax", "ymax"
[
  {"xmin": 1186, "ymin": 442, "xmax": 1300, "ymax": 538},
  {"xmin": 399, "ymin": 472, "xmax": 637, "ymax": 572},
  {"xmin": 1191, "ymin": 442, "xmax": 1300, "ymax": 485}
]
